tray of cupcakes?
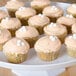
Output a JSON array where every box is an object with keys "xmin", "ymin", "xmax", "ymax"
[{"xmin": 0, "ymin": 0, "xmax": 76, "ymax": 70}]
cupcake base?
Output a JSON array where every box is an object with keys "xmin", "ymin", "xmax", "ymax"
[
  {"xmin": 0, "ymin": 44, "xmax": 4, "ymax": 51},
  {"xmin": 9, "ymin": 29, "xmax": 18, "ymax": 37},
  {"xmin": 25, "ymin": 37, "xmax": 38, "ymax": 48},
  {"xmin": 8, "ymin": 10, "xmax": 16, "ymax": 17},
  {"xmin": 4, "ymin": 52, "xmax": 28, "ymax": 64},
  {"xmin": 58, "ymin": 32, "xmax": 67, "ymax": 44},
  {"xmin": 37, "ymin": 51, "xmax": 59, "ymax": 61},
  {"xmin": 67, "ymin": 47, "xmax": 76, "ymax": 58},
  {"xmin": 18, "ymin": 17, "xmax": 28, "ymax": 26}
]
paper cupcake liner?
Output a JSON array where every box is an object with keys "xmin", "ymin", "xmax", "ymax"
[
  {"xmin": 25, "ymin": 37, "xmax": 38, "ymax": 48},
  {"xmin": 66, "ymin": 26, "xmax": 71, "ymax": 34},
  {"xmin": 58, "ymin": 32, "xmax": 67, "ymax": 44},
  {"xmin": 67, "ymin": 46, "xmax": 76, "ymax": 58},
  {"xmin": 37, "ymin": 51, "xmax": 59, "ymax": 61},
  {"xmin": 4, "ymin": 52, "xmax": 28, "ymax": 64},
  {"xmin": 32, "ymin": 6, "xmax": 45, "ymax": 14},
  {"xmin": 0, "ymin": 43, "xmax": 4, "ymax": 51},
  {"xmin": 9, "ymin": 29, "xmax": 18, "ymax": 37},
  {"xmin": 18, "ymin": 18, "xmax": 28, "ymax": 26},
  {"xmin": 8, "ymin": 10, "xmax": 16, "ymax": 17}
]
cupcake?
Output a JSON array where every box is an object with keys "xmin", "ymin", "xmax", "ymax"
[
  {"xmin": 0, "ymin": 10, "xmax": 8, "ymax": 22},
  {"xmin": 72, "ymin": 23, "xmax": 76, "ymax": 34},
  {"xmin": 0, "ymin": 17, "xmax": 21, "ymax": 37},
  {"xmin": 57, "ymin": 14, "xmax": 76, "ymax": 34},
  {"xmin": 5, "ymin": 0, "xmax": 25, "ymax": 17},
  {"xmin": 31, "ymin": 0, "xmax": 51, "ymax": 13},
  {"xmin": 43, "ymin": 6, "xmax": 63, "ymax": 22},
  {"xmin": 3, "ymin": 37, "xmax": 30, "ymax": 64},
  {"xmin": 67, "ymin": 4, "xmax": 76, "ymax": 17},
  {"xmin": 15, "ymin": 7, "xmax": 36, "ymax": 25},
  {"xmin": 28, "ymin": 14, "xmax": 50, "ymax": 34},
  {"xmin": 0, "ymin": 29, "xmax": 11, "ymax": 51},
  {"xmin": 44, "ymin": 22, "xmax": 67, "ymax": 43},
  {"xmin": 65, "ymin": 34, "xmax": 76, "ymax": 57},
  {"xmin": 16, "ymin": 26, "xmax": 39, "ymax": 48},
  {"xmin": 34, "ymin": 36, "xmax": 61, "ymax": 61}
]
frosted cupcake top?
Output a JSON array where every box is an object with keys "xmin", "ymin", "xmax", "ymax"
[
  {"xmin": 43, "ymin": 6, "xmax": 63, "ymax": 18},
  {"xmin": 28, "ymin": 14, "xmax": 50, "ymax": 27},
  {"xmin": 34, "ymin": 36, "xmax": 61, "ymax": 53},
  {"xmin": 57, "ymin": 14, "xmax": 76, "ymax": 26},
  {"xmin": 16, "ymin": 26, "xmax": 39, "ymax": 38},
  {"xmin": 3, "ymin": 38, "xmax": 30, "ymax": 54},
  {"xmin": 5, "ymin": 0, "xmax": 24, "ymax": 10},
  {"xmin": 72, "ymin": 23, "xmax": 76, "ymax": 33},
  {"xmin": 31, "ymin": 0, "xmax": 51, "ymax": 8},
  {"xmin": 65, "ymin": 34, "xmax": 76, "ymax": 47},
  {"xmin": 0, "ymin": 29, "xmax": 11, "ymax": 44},
  {"xmin": 67, "ymin": 4, "xmax": 76, "ymax": 15},
  {"xmin": 16, "ymin": 7, "xmax": 36, "ymax": 18},
  {"xmin": 0, "ymin": 17, "xmax": 21, "ymax": 29},
  {"xmin": 44, "ymin": 22, "xmax": 67, "ymax": 35},
  {"xmin": 0, "ymin": 10, "xmax": 8, "ymax": 20}
]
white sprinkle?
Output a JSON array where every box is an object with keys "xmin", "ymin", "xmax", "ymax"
[
  {"xmin": 51, "ymin": 6, "xmax": 58, "ymax": 11},
  {"xmin": 73, "ymin": 34, "xmax": 76, "ymax": 39},
  {"xmin": 19, "ymin": 26, "xmax": 27, "ymax": 32},
  {"xmin": 72, "ymin": 4, "xmax": 76, "ymax": 8},
  {"xmin": 68, "ymin": 36, "xmax": 73, "ymax": 39},
  {"xmin": 17, "ymin": 40, "xmax": 25, "ymax": 46},
  {"xmin": 49, "ymin": 36, "xmax": 57, "ymax": 41},
  {"xmin": 18, "ymin": 7, "xmax": 25, "ymax": 11},
  {"xmin": 66, "ymin": 14, "xmax": 73, "ymax": 18},
  {"xmin": 49, "ymin": 22, "xmax": 57, "ymax": 27},
  {"xmin": 38, "ymin": 14, "xmax": 44, "ymax": 17}
]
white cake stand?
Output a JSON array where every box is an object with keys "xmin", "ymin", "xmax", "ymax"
[{"xmin": 0, "ymin": 2, "xmax": 76, "ymax": 76}]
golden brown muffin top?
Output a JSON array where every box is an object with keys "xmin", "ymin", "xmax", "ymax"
[
  {"xmin": 0, "ymin": 10, "xmax": 8, "ymax": 20},
  {"xmin": 16, "ymin": 26, "xmax": 39, "ymax": 39},
  {"xmin": 15, "ymin": 7, "xmax": 36, "ymax": 19},
  {"xmin": 34, "ymin": 36, "xmax": 61, "ymax": 53},
  {"xmin": 3, "ymin": 37, "xmax": 30, "ymax": 54},
  {"xmin": 5, "ymin": 0, "xmax": 25, "ymax": 11},
  {"xmin": 57, "ymin": 14, "xmax": 76, "ymax": 26},
  {"xmin": 28, "ymin": 14, "xmax": 50, "ymax": 27},
  {"xmin": 43, "ymin": 6, "xmax": 63, "ymax": 18},
  {"xmin": 44, "ymin": 22, "xmax": 67, "ymax": 36},
  {"xmin": 0, "ymin": 17, "xmax": 21, "ymax": 29},
  {"xmin": 0, "ymin": 29, "xmax": 11, "ymax": 44}
]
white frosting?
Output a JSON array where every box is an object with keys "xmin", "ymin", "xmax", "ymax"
[
  {"xmin": 18, "ymin": 7, "xmax": 25, "ymax": 11},
  {"xmin": 17, "ymin": 39, "xmax": 25, "ymax": 46},
  {"xmin": 2, "ymin": 17, "xmax": 10, "ymax": 22},
  {"xmin": 69, "ymin": 34, "xmax": 76, "ymax": 39},
  {"xmin": 48, "ymin": 22, "xmax": 57, "ymax": 27},
  {"xmin": 51, "ymin": 6, "xmax": 58, "ymax": 11},
  {"xmin": 38, "ymin": 14, "xmax": 44, "ymax": 17},
  {"xmin": 68, "ymin": 35, "xmax": 73, "ymax": 39},
  {"xmin": 19, "ymin": 26, "xmax": 27, "ymax": 32},
  {"xmin": 66, "ymin": 14, "xmax": 73, "ymax": 18},
  {"xmin": 73, "ymin": 34, "xmax": 76, "ymax": 39},
  {"xmin": 72, "ymin": 4, "xmax": 76, "ymax": 8},
  {"xmin": 49, "ymin": 36, "xmax": 57, "ymax": 41}
]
